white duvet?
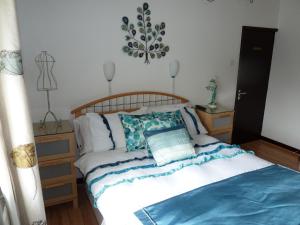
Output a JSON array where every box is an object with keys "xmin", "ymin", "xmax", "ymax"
[{"xmin": 75, "ymin": 135, "xmax": 272, "ymax": 225}]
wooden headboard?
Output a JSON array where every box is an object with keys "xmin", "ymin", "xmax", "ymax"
[{"xmin": 71, "ymin": 91, "xmax": 189, "ymax": 118}]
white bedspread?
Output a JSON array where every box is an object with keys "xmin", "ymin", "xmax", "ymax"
[{"xmin": 75, "ymin": 136, "xmax": 272, "ymax": 225}]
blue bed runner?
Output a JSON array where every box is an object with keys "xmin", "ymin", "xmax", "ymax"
[{"xmin": 135, "ymin": 165, "xmax": 300, "ymax": 225}]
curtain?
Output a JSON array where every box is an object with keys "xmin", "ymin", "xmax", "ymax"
[
  {"xmin": 0, "ymin": 0, "xmax": 47, "ymax": 225},
  {"xmin": 0, "ymin": 187, "xmax": 10, "ymax": 225}
]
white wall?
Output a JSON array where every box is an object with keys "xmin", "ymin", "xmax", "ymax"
[
  {"xmin": 262, "ymin": 0, "xmax": 300, "ymax": 149},
  {"xmin": 16, "ymin": 0, "xmax": 280, "ymax": 122}
]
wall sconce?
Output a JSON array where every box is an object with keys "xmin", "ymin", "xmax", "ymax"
[
  {"xmin": 103, "ymin": 61, "xmax": 115, "ymax": 96},
  {"xmin": 169, "ymin": 60, "xmax": 180, "ymax": 94}
]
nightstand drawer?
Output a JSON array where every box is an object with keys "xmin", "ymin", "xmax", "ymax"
[
  {"xmin": 39, "ymin": 158, "xmax": 75, "ymax": 182},
  {"xmin": 35, "ymin": 133, "xmax": 75, "ymax": 162},
  {"xmin": 206, "ymin": 112, "xmax": 233, "ymax": 132},
  {"xmin": 43, "ymin": 183, "xmax": 73, "ymax": 200},
  {"xmin": 212, "ymin": 114, "xmax": 233, "ymax": 129},
  {"xmin": 42, "ymin": 180, "xmax": 77, "ymax": 207},
  {"xmin": 36, "ymin": 140, "xmax": 69, "ymax": 157},
  {"xmin": 196, "ymin": 106, "xmax": 234, "ymax": 142},
  {"xmin": 211, "ymin": 130, "xmax": 232, "ymax": 144}
]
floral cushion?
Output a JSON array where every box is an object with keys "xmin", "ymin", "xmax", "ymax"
[
  {"xmin": 119, "ymin": 110, "xmax": 188, "ymax": 152},
  {"xmin": 140, "ymin": 110, "xmax": 190, "ymax": 155},
  {"xmin": 119, "ymin": 113, "xmax": 154, "ymax": 152},
  {"xmin": 141, "ymin": 110, "xmax": 186, "ymax": 131}
]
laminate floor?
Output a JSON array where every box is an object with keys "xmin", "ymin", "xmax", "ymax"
[
  {"xmin": 242, "ymin": 139, "xmax": 300, "ymax": 171},
  {"xmin": 46, "ymin": 185, "xmax": 101, "ymax": 225}
]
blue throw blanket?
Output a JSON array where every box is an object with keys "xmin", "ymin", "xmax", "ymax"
[{"xmin": 135, "ymin": 165, "xmax": 300, "ymax": 225}]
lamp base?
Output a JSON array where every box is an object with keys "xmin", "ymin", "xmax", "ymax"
[
  {"xmin": 39, "ymin": 111, "xmax": 61, "ymax": 128},
  {"xmin": 207, "ymin": 103, "xmax": 217, "ymax": 110}
]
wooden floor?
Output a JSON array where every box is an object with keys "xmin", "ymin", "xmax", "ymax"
[
  {"xmin": 45, "ymin": 140, "xmax": 299, "ymax": 225},
  {"xmin": 46, "ymin": 185, "xmax": 101, "ymax": 225},
  {"xmin": 242, "ymin": 139, "xmax": 300, "ymax": 171}
]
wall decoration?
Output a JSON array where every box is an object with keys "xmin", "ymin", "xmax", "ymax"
[
  {"xmin": 35, "ymin": 51, "xmax": 60, "ymax": 127},
  {"xmin": 121, "ymin": 2, "xmax": 169, "ymax": 64}
]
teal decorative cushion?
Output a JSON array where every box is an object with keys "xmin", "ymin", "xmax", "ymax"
[
  {"xmin": 141, "ymin": 110, "xmax": 186, "ymax": 131},
  {"xmin": 141, "ymin": 110, "xmax": 190, "ymax": 155},
  {"xmin": 119, "ymin": 113, "xmax": 154, "ymax": 152},
  {"xmin": 119, "ymin": 111, "xmax": 189, "ymax": 153},
  {"xmin": 144, "ymin": 125, "xmax": 196, "ymax": 166}
]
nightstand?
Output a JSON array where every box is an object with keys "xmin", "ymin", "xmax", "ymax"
[
  {"xmin": 196, "ymin": 105, "xmax": 234, "ymax": 144},
  {"xmin": 33, "ymin": 120, "xmax": 78, "ymax": 208}
]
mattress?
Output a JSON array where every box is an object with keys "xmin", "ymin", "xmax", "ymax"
[{"xmin": 75, "ymin": 135, "xmax": 272, "ymax": 225}]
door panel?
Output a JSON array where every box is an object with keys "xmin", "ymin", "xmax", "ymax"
[{"xmin": 232, "ymin": 26, "xmax": 277, "ymax": 144}]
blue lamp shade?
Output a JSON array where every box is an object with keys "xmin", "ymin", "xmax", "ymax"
[
  {"xmin": 169, "ymin": 60, "xmax": 180, "ymax": 78},
  {"xmin": 103, "ymin": 61, "xmax": 115, "ymax": 82}
]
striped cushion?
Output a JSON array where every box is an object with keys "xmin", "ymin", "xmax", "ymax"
[{"xmin": 144, "ymin": 125, "xmax": 196, "ymax": 166}]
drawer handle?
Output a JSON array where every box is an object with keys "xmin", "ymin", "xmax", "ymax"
[{"xmin": 44, "ymin": 181, "xmax": 72, "ymax": 189}]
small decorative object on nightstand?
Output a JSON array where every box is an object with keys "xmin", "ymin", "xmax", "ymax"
[
  {"xmin": 196, "ymin": 105, "xmax": 234, "ymax": 144},
  {"xmin": 206, "ymin": 78, "xmax": 218, "ymax": 109},
  {"xmin": 33, "ymin": 120, "xmax": 78, "ymax": 208}
]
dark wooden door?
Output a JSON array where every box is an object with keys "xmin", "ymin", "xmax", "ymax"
[{"xmin": 232, "ymin": 26, "xmax": 277, "ymax": 144}]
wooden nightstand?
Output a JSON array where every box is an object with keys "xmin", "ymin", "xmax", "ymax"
[
  {"xmin": 196, "ymin": 105, "xmax": 234, "ymax": 144},
  {"xmin": 33, "ymin": 121, "xmax": 78, "ymax": 208}
]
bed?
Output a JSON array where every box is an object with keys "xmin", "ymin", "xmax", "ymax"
[{"xmin": 71, "ymin": 91, "xmax": 300, "ymax": 225}]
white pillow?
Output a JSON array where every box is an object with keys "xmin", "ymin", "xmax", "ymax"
[
  {"xmin": 73, "ymin": 117, "xmax": 82, "ymax": 149},
  {"xmin": 183, "ymin": 107, "xmax": 208, "ymax": 135},
  {"xmin": 73, "ymin": 113, "xmax": 114, "ymax": 155},
  {"xmin": 86, "ymin": 113, "xmax": 114, "ymax": 152},
  {"xmin": 103, "ymin": 113, "xmax": 126, "ymax": 150},
  {"xmin": 103, "ymin": 108, "xmax": 148, "ymax": 150},
  {"xmin": 146, "ymin": 104, "xmax": 208, "ymax": 135},
  {"xmin": 73, "ymin": 115, "xmax": 93, "ymax": 155}
]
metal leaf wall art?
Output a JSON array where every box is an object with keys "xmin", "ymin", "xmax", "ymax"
[{"xmin": 121, "ymin": 2, "xmax": 170, "ymax": 64}]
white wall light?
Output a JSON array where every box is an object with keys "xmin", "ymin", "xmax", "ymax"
[
  {"xmin": 169, "ymin": 60, "xmax": 180, "ymax": 94},
  {"xmin": 103, "ymin": 61, "xmax": 116, "ymax": 96}
]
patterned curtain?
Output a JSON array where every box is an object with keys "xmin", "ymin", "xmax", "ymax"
[
  {"xmin": 0, "ymin": 187, "xmax": 11, "ymax": 225},
  {"xmin": 0, "ymin": 0, "xmax": 47, "ymax": 225}
]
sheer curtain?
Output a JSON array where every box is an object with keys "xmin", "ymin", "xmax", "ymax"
[
  {"xmin": 0, "ymin": 0, "xmax": 47, "ymax": 225},
  {"xmin": 0, "ymin": 186, "xmax": 11, "ymax": 225}
]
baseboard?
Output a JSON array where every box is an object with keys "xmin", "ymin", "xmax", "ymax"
[{"xmin": 260, "ymin": 136, "xmax": 299, "ymax": 153}]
